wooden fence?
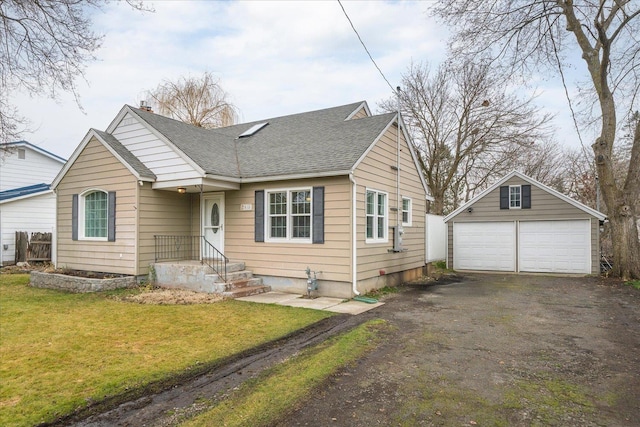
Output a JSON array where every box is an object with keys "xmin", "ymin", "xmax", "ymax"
[{"xmin": 15, "ymin": 231, "xmax": 52, "ymax": 263}]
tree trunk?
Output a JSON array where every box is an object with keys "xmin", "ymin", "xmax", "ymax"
[
  {"xmin": 609, "ymin": 119, "xmax": 640, "ymax": 279},
  {"xmin": 593, "ymin": 113, "xmax": 640, "ymax": 280}
]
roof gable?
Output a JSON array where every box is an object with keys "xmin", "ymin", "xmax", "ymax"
[
  {"xmin": 52, "ymin": 129, "xmax": 156, "ymax": 189},
  {"xmin": 443, "ymin": 170, "xmax": 606, "ymax": 222},
  {"xmin": 0, "ymin": 141, "xmax": 66, "ymax": 163}
]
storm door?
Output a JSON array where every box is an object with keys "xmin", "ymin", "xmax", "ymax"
[{"xmin": 202, "ymin": 194, "xmax": 224, "ymax": 256}]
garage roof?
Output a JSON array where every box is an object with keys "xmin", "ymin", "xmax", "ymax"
[{"xmin": 444, "ymin": 170, "xmax": 607, "ymax": 222}]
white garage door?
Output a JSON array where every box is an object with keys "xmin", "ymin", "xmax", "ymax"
[
  {"xmin": 453, "ymin": 222, "xmax": 515, "ymax": 271},
  {"xmin": 519, "ymin": 220, "xmax": 591, "ymax": 274}
]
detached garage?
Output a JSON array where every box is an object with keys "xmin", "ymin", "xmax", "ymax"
[{"xmin": 445, "ymin": 171, "xmax": 606, "ymax": 275}]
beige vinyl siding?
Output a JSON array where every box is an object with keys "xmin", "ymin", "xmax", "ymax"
[
  {"xmin": 111, "ymin": 112, "xmax": 201, "ymax": 181},
  {"xmin": 348, "ymin": 105, "xmax": 370, "ymax": 120},
  {"xmin": 446, "ymin": 176, "xmax": 600, "ymax": 273},
  {"xmin": 56, "ymin": 137, "xmax": 138, "ymax": 275},
  {"xmin": 354, "ymin": 123, "xmax": 426, "ymax": 281},
  {"xmin": 223, "ymin": 176, "xmax": 352, "ymax": 282},
  {"xmin": 137, "ymin": 185, "xmax": 194, "ymax": 274},
  {"xmin": 452, "ymin": 177, "xmax": 593, "ymax": 221}
]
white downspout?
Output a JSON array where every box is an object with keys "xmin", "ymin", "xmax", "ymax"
[
  {"xmin": 349, "ymin": 172, "xmax": 360, "ymax": 296},
  {"xmin": 396, "ymin": 86, "xmax": 401, "ymax": 232}
]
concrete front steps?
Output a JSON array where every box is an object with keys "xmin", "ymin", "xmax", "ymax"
[{"xmin": 151, "ymin": 260, "xmax": 271, "ymax": 298}]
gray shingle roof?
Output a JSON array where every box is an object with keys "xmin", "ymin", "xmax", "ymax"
[
  {"xmin": 93, "ymin": 129, "xmax": 157, "ymax": 180},
  {"xmin": 127, "ymin": 102, "xmax": 396, "ymax": 180}
]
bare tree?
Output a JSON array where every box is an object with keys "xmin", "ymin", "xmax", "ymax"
[
  {"xmin": 433, "ymin": 0, "xmax": 640, "ymax": 279},
  {"xmin": 380, "ymin": 60, "xmax": 552, "ymax": 215},
  {"xmin": 146, "ymin": 72, "xmax": 238, "ymax": 129},
  {"xmin": 0, "ymin": 0, "xmax": 149, "ymax": 146}
]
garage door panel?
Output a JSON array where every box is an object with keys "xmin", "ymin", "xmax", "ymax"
[
  {"xmin": 454, "ymin": 222, "xmax": 515, "ymax": 271},
  {"xmin": 519, "ymin": 220, "xmax": 590, "ymax": 274}
]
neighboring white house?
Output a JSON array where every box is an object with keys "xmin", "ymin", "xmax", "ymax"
[{"xmin": 0, "ymin": 141, "xmax": 66, "ymax": 266}]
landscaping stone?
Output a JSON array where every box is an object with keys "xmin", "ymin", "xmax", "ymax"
[{"xmin": 30, "ymin": 271, "xmax": 137, "ymax": 293}]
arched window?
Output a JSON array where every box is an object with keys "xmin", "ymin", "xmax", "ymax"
[
  {"xmin": 83, "ymin": 190, "xmax": 108, "ymax": 238},
  {"xmin": 72, "ymin": 190, "xmax": 116, "ymax": 241}
]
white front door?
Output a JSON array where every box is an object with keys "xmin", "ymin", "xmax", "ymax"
[{"xmin": 203, "ymin": 194, "xmax": 224, "ymax": 255}]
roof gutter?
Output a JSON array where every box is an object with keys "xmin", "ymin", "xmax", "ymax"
[
  {"xmin": 240, "ymin": 169, "xmax": 352, "ymax": 183},
  {"xmin": 349, "ymin": 171, "xmax": 360, "ymax": 296}
]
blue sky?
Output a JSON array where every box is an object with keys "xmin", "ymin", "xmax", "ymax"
[{"xmin": 11, "ymin": 1, "xmax": 585, "ymax": 159}]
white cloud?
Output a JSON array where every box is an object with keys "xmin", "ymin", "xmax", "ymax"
[{"xmin": 11, "ymin": 0, "xmax": 594, "ymax": 162}]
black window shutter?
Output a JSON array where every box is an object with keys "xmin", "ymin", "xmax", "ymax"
[
  {"xmin": 522, "ymin": 185, "xmax": 531, "ymax": 209},
  {"xmin": 255, "ymin": 190, "xmax": 264, "ymax": 242},
  {"xmin": 499, "ymin": 186, "xmax": 509, "ymax": 209},
  {"xmin": 72, "ymin": 194, "xmax": 79, "ymax": 241},
  {"xmin": 108, "ymin": 192, "xmax": 116, "ymax": 242},
  {"xmin": 312, "ymin": 186, "xmax": 324, "ymax": 244}
]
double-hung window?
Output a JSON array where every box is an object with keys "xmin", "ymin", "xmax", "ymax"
[
  {"xmin": 366, "ymin": 189, "xmax": 388, "ymax": 242},
  {"xmin": 402, "ymin": 197, "xmax": 412, "ymax": 226},
  {"xmin": 267, "ymin": 189, "xmax": 311, "ymax": 241},
  {"xmin": 509, "ymin": 185, "xmax": 521, "ymax": 209}
]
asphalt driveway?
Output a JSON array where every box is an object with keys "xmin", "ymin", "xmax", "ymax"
[{"xmin": 277, "ymin": 273, "xmax": 640, "ymax": 426}]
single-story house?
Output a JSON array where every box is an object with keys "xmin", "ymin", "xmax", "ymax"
[
  {"xmin": 51, "ymin": 101, "xmax": 433, "ymax": 297},
  {"xmin": 444, "ymin": 170, "xmax": 606, "ymax": 275},
  {"xmin": 0, "ymin": 141, "xmax": 66, "ymax": 266}
]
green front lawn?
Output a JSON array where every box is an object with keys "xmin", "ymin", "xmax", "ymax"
[{"xmin": 0, "ymin": 274, "xmax": 331, "ymax": 427}]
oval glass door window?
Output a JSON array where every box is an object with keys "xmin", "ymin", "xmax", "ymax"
[{"xmin": 211, "ymin": 203, "xmax": 220, "ymax": 233}]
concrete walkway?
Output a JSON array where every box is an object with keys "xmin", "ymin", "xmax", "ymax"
[{"xmin": 236, "ymin": 291, "xmax": 384, "ymax": 315}]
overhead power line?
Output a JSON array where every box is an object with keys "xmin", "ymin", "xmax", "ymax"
[{"xmin": 337, "ymin": 0, "xmax": 396, "ymax": 93}]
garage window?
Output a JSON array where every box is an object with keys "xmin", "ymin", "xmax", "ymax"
[
  {"xmin": 510, "ymin": 186, "xmax": 521, "ymax": 209},
  {"xmin": 500, "ymin": 185, "xmax": 531, "ymax": 209}
]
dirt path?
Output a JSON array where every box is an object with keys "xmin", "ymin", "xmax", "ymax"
[{"xmin": 276, "ymin": 274, "xmax": 640, "ymax": 426}]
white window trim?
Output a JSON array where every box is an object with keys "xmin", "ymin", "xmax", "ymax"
[
  {"xmin": 402, "ymin": 196, "xmax": 412, "ymax": 227},
  {"xmin": 365, "ymin": 188, "xmax": 389, "ymax": 243},
  {"xmin": 509, "ymin": 185, "xmax": 521, "ymax": 210},
  {"xmin": 79, "ymin": 188, "xmax": 109, "ymax": 241},
  {"xmin": 265, "ymin": 187, "xmax": 313, "ymax": 243}
]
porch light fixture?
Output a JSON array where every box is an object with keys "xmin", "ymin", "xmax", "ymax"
[{"xmin": 177, "ymin": 187, "xmax": 187, "ymax": 194}]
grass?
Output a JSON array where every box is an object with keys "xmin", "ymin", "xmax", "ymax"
[
  {"xmin": 181, "ymin": 319, "xmax": 389, "ymax": 426},
  {"xmin": 0, "ymin": 274, "xmax": 332, "ymax": 427},
  {"xmin": 503, "ymin": 377, "xmax": 594, "ymax": 424},
  {"xmin": 365, "ymin": 285, "xmax": 399, "ymax": 299},
  {"xmin": 433, "ymin": 260, "xmax": 447, "ymax": 270},
  {"xmin": 624, "ymin": 279, "xmax": 640, "ymax": 290}
]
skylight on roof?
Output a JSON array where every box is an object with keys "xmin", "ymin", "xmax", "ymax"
[{"xmin": 239, "ymin": 122, "xmax": 268, "ymax": 138}]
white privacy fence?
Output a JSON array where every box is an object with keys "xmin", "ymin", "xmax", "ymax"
[{"xmin": 426, "ymin": 214, "xmax": 446, "ymax": 262}]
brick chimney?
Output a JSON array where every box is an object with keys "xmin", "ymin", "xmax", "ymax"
[{"xmin": 139, "ymin": 100, "xmax": 153, "ymax": 113}]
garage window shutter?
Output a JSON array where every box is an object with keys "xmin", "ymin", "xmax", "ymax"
[
  {"xmin": 312, "ymin": 186, "xmax": 324, "ymax": 244},
  {"xmin": 499, "ymin": 186, "xmax": 509, "ymax": 209},
  {"xmin": 522, "ymin": 185, "xmax": 531, "ymax": 209},
  {"xmin": 72, "ymin": 194, "xmax": 79, "ymax": 241},
  {"xmin": 255, "ymin": 190, "xmax": 264, "ymax": 242}
]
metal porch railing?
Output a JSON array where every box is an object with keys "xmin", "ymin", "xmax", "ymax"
[{"xmin": 154, "ymin": 235, "xmax": 228, "ymax": 282}]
